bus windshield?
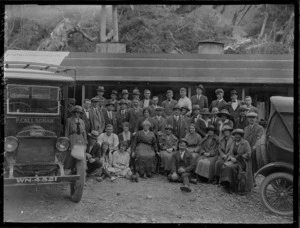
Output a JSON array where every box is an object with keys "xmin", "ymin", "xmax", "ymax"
[{"xmin": 7, "ymin": 84, "xmax": 60, "ymax": 115}]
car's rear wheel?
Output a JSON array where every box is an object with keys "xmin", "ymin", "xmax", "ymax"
[
  {"xmin": 70, "ymin": 158, "xmax": 86, "ymax": 202},
  {"xmin": 259, "ymin": 172, "xmax": 293, "ymax": 216}
]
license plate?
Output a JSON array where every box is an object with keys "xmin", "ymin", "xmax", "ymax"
[{"xmin": 16, "ymin": 176, "xmax": 58, "ymax": 183}]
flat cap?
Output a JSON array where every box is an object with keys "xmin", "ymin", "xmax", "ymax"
[{"xmin": 215, "ymin": 88, "xmax": 224, "ymax": 94}]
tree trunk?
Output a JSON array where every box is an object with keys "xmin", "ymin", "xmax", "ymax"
[
  {"xmin": 259, "ymin": 12, "xmax": 269, "ymax": 39},
  {"xmin": 100, "ymin": 5, "xmax": 107, "ymax": 42},
  {"xmin": 112, "ymin": 5, "xmax": 119, "ymax": 42}
]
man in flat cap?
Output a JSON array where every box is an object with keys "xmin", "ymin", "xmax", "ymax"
[
  {"xmin": 90, "ymin": 97, "xmax": 105, "ymax": 134},
  {"xmin": 244, "ymin": 96, "xmax": 259, "ymax": 114},
  {"xmin": 96, "ymin": 86, "xmax": 106, "ymax": 103},
  {"xmin": 141, "ymin": 89, "xmax": 152, "ymax": 108},
  {"xmin": 191, "ymin": 84, "xmax": 208, "ymax": 110},
  {"xmin": 227, "ymin": 90, "xmax": 242, "ymax": 120},
  {"xmin": 177, "ymin": 87, "xmax": 192, "ymax": 116},
  {"xmin": 244, "ymin": 112, "xmax": 264, "ymax": 184},
  {"xmin": 121, "ymin": 89, "xmax": 132, "ymax": 109},
  {"xmin": 148, "ymin": 96, "xmax": 159, "ymax": 117},
  {"xmin": 209, "ymin": 88, "xmax": 227, "ymax": 112},
  {"xmin": 161, "ymin": 90, "xmax": 178, "ymax": 118}
]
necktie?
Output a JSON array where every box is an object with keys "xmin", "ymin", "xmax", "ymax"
[
  {"xmin": 224, "ymin": 139, "xmax": 228, "ymax": 149},
  {"xmin": 180, "ymin": 152, "xmax": 184, "ymax": 159},
  {"xmin": 109, "ymin": 112, "xmax": 112, "ymax": 120}
]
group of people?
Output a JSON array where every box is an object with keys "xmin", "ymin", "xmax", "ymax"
[{"xmin": 64, "ymin": 84, "xmax": 264, "ymax": 194}]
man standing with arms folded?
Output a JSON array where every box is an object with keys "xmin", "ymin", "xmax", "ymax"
[
  {"xmin": 191, "ymin": 84, "xmax": 208, "ymax": 110},
  {"xmin": 161, "ymin": 90, "xmax": 177, "ymax": 118},
  {"xmin": 177, "ymin": 87, "xmax": 192, "ymax": 117}
]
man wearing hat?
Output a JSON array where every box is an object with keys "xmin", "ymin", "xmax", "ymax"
[
  {"xmin": 131, "ymin": 88, "xmax": 143, "ymax": 108},
  {"xmin": 141, "ymin": 89, "xmax": 152, "ymax": 108},
  {"xmin": 244, "ymin": 96, "xmax": 259, "ymax": 114},
  {"xmin": 191, "ymin": 84, "xmax": 208, "ymax": 110},
  {"xmin": 168, "ymin": 138, "xmax": 195, "ymax": 192},
  {"xmin": 177, "ymin": 87, "xmax": 192, "ymax": 116},
  {"xmin": 166, "ymin": 104, "xmax": 188, "ymax": 140},
  {"xmin": 209, "ymin": 88, "xmax": 227, "ymax": 112},
  {"xmin": 196, "ymin": 108, "xmax": 211, "ymax": 137},
  {"xmin": 161, "ymin": 90, "xmax": 178, "ymax": 118},
  {"xmin": 121, "ymin": 89, "xmax": 132, "ymax": 109},
  {"xmin": 234, "ymin": 105, "xmax": 249, "ymax": 129},
  {"xmin": 227, "ymin": 90, "xmax": 242, "ymax": 120},
  {"xmin": 105, "ymin": 89, "xmax": 119, "ymax": 112},
  {"xmin": 103, "ymin": 101, "xmax": 118, "ymax": 134},
  {"xmin": 90, "ymin": 97, "xmax": 105, "ymax": 134},
  {"xmin": 86, "ymin": 130, "xmax": 102, "ymax": 176},
  {"xmin": 158, "ymin": 124, "xmax": 178, "ymax": 175},
  {"xmin": 190, "ymin": 105, "xmax": 201, "ymax": 125},
  {"xmin": 128, "ymin": 98, "xmax": 144, "ymax": 133},
  {"xmin": 209, "ymin": 107, "xmax": 221, "ymax": 130},
  {"xmin": 96, "ymin": 86, "xmax": 106, "ymax": 103},
  {"xmin": 116, "ymin": 99, "xmax": 130, "ymax": 133},
  {"xmin": 152, "ymin": 106, "xmax": 167, "ymax": 136},
  {"xmin": 244, "ymin": 112, "xmax": 264, "ymax": 181},
  {"xmin": 180, "ymin": 105, "xmax": 191, "ymax": 125},
  {"xmin": 148, "ymin": 96, "xmax": 159, "ymax": 117}
]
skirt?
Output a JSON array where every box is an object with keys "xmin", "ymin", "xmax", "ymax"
[
  {"xmin": 114, "ymin": 167, "xmax": 132, "ymax": 177},
  {"xmin": 160, "ymin": 150, "xmax": 173, "ymax": 171},
  {"xmin": 195, "ymin": 155, "xmax": 218, "ymax": 181},
  {"xmin": 220, "ymin": 163, "xmax": 239, "ymax": 189},
  {"xmin": 135, "ymin": 143, "xmax": 156, "ymax": 176},
  {"xmin": 214, "ymin": 156, "xmax": 226, "ymax": 177}
]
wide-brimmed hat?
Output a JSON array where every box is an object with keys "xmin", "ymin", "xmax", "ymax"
[
  {"xmin": 232, "ymin": 128, "xmax": 245, "ymax": 136},
  {"xmin": 88, "ymin": 130, "xmax": 99, "ymax": 140},
  {"xmin": 132, "ymin": 89, "xmax": 140, "ymax": 95},
  {"xmin": 239, "ymin": 105, "xmax": 249, "ymax": 112},
  {"xmin": 231, "ymin": 90, "xmax": 238, "ymax": 95},
  {"xmin": 91, "ymin": 97, "xmax": 100, "ymax": 102},
  {"xmin": 222, "ymin": 125, "xmax": 233, "ymax": 132},
  {"xmin": 110, "ymin": 90, "xmax": 118, "ymax": 96},
  {"xmin": 119, "ymin": 99, "xmax": 128, "ymax": 105},
  {"xmin": 106, "ymin": 101, "xmax": 115, "ymax": 107},
  {"xmin": 178, "ymin": 138, "xmax": 188, "ymax": 145},
  {"xmin": 217, "ymin": 109, "xmax": 232, "ymax": 118},
  {"xmin": 71, "ymin": 105, "xmax": 84, "ymax": 114},
  {"xmin": 246, "ymin": 112, "xmax": 258, "ymax": 118},
  {"xmin": 155, "ymin": 106, "xmax": 164, "ymax": 111},
  {"xmin": 164, "ymin": 124, "xmax": 173, "ymax": 130},
  {"xmin": 201, "ymin": 108, "xmax": 211, "ymax": 115},
  {"xmin": 173, "ymin": 104, "xmax": 181, "ymax": 111},
  {"xmin": 192, "ymin": 105, "xmax": 200, "ymax": 111},
  {"xmin": 215, "ymin": 88, "xmax": 224, "ymax": 94},
  {"xmin": 196, "ymin": 84, "xmax": 204, "ymax": 90},
  {"xmin": 68, "ymin": 98, "xmax": 76, "ymax": 105},
  {"xmin": 206, "ymin": 125, "xmax": 217, "ymax": 133},
  {"xmin": 97, "ymin": 86, "xmax": 105, "ymax": 92},
  {"xmin": 121, "ymin": 89, "xmax": 130, "ymax": 95}
]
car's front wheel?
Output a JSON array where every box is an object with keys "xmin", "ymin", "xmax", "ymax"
[{"xmin": 70, "ymin": 158, "xmax": 86, "ymax": 202}]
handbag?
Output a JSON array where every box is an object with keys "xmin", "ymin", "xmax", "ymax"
[
  {"xmin": 71, "ymin": 144, "xmax": 86, "ymax": 160},
  {"xmin": 223, "ymin": 160, "xmax": 234, "ymax": 167}
]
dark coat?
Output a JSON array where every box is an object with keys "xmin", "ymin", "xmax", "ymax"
[
  {"xmin": 194, "ymin": 118, "xmax": 210, "ymax": 138},
  {"xmin": 170, "ymin": 149, "xmax": 195, "ymax": 174},
  {"xmin": 158, "ymin": 133, "xmax": 178, "ymax": 151},
  {"xmin": 118, "ymin": 132, "xmax": 133, "ymax": 148},
  {"xmin": 161, "ymin": 99, "xmax": 178, "ymax": 117},
  {"xmin": 81, "ymin": 108, "xmax": 91, "ymax": 133},
  {"xmin": 106, "ymin": 99, "xmax": 119, "ymax": 112},
  {"xmin": 234, "ymin": 116, "xmax": 249, "ymax": 129},
  {"xmin": 247, "ymin": 105, "xmax": 259, "ymax": 114},
  {"xmin": 166, "ymin": 115, "xmax": 188, "ymax": 140},
  {"xmin": 244, "ymin": 123, "xmax": 264, "ymax": 148},
  {"xmin": 89, "ymin": 107, "xmax": 105, "ymax": 134},
  {"xmin": 128, "ymin": 107, "xmax": 143, "ymax": 133},
  {"xmin": 227, "ymin": 100, "xmax": 242, "ymax": 120},
  {"xmin": 86, "ymin": 142, "xmax": 101, "ymax": 160},
  {"xmin": 116, "ymin": 109, "xmax": 130, "ymax": 133},
  {"xmin": 103, "ymin": 110, "xmax": 118, "ymax": 134},
  {"xmin": 209, "ymin": 99, "xmax": 227, "ymax": 112},
  {"xmin": 148, "ymin": 105, "xmax": 158, "ymax": 117},
  {"xmin": 208, "ymin": 116, "xmax": 221, "ymax": 131},
  {"xmin": 152, "ymin": 115, "xmax": 167, "ymax": 135},
  {"xmin": 191, "ymin": 94, "xmax": 208, "ymax": 110}
]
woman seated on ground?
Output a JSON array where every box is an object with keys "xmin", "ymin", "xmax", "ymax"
[
  {"xmin": 220, "ymin": 129, "xmax": 253, "ymax": 194},
  {"xmin": 131, "ymin": 120, "xmax": 158, "ymax": 179},
  {"xmin": 112, "ymin": 141, "xmax": 138, "ymax": 182},
  {"xmin": 118, "ymin": 122, "xmax": 133, "ymax": 154},
  {"xmin": 184, "ymin": 124, "xmax": 202, "ymax": 161},
  {"xmin": 98, "ymin": 124, "xmax": 119, "ymax": 153},
  {"xmin": 158, "ymin": 124, "xmax": 178, "ymax": 175},
  {"xmin": 195, "ymin": 125, "xmax": 219, "ymax": 183},
  {"xmin": 97, "ymin": 141, "xmax": 116, "ymax": 182},
  {"xmin": 86, "ymin": 130, "xmax": 102, "ymax": 176}
]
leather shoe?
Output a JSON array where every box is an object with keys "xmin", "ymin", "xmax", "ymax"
[{"xmin": 180, "ymin": 185, "xmax": 191, "ymax": 192}]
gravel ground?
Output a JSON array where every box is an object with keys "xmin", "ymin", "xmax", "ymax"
[{"xmin": 4, "ymin": 174, "xmax": 294, "ymax": 224}]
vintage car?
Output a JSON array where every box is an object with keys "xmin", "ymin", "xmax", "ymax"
[
  {"xmin": 255, "ymin": 96, "xmax": 294, "ymax": 216},
  {"xmin": 4, "ymin": 61, "xmax": 85, "ymax": 202}
]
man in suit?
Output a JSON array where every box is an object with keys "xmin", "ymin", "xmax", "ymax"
[
  {"xmin": 191, "ymin": 84, "xmax": 208, "ymax": 110},
  {"xmin": 86, "ymin": 130, "xmax": 102, "ymax": 175},
  {"xmin": 90, "ymin": 97, "xmax": 105, "ymax": 134},
  {"xmin": 152, "ymin": 106, "xmax": 167, "ymax": 136},
  {"xmin": 121, "ymin": 89, "xmax": 132, "ymax": 109},
  {"xmin": 97, "ymin": 97, "xmax": 107, "ymax": 114},
  {"xmin": 161, "ymin": 90, "xmax": 177, "ymax": 118},
  {"xmin": 67, "ymin": 98, "xmax": 76, "ymax": 118},
  {"xmin": 128, "ymin": 98, "xmax": 143, "ymax": 133},
  {"xmin": 131, "ymin": 88, "xmax": 143, "ymax": 108},
  {"xmin": 244, "ymin": 96, "xmax": 259, "ymax": 114},
  {"xmin": 234, "ymin": 105, "xmax": 249, "ymax": 129},
  {"xmin": 166, "ymin": 105, "xmax": 188, "ymax": 140},
  {"xmin": 95, "ymin": 86, "xmax": 106, "ymax": 103},
  {"xmin": 180, "ymin": 105, "xmax": 191, "ymax": 125},
  {"xmin": 168, "ymin": 138, "xmax": 195, "ymax": 192},
  {"xmin": 177, "ymin": 87, "xmax": 192, "ymax": 116},
  {"xmin": 103, "ymin": 101, "xmax": 118, "ymax": 134},
  {"xmin": 209, "ymin": 107, "xmax": 221, "ymax": 131},
  {"xmin": 148, "ymin": 96, "xmax": 159, "ymax": 117},
  {"xmin": 227, "ymin": 90, "xmax": 242, "ymax": 120},
  {"xmin": 106, "ymin": 89, "xmax": 119, "ymax": 112},
  {"xmin": 209, "ymin": 88, "xmax": 227, "ymax": 112},
  {"xmin": 195, "ymin": 108, "xmax": 211, "ymax": 137},
  {"xmin": 141, "ymin": 89, "xmax": 151, "ymax": 108},
  {"xmin": 81, "ymin": 99, "xmax": 91, "ymax": 134},
  {"xmin": 116, "ymin": 99, "xmax": 130, "ymax": 133}
]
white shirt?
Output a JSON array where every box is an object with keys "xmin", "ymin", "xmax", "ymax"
[
  {"xmin": 84, "ymin": 109, "xmax": 89, "ymax": 119},
  {"xmin": 174, "ymin": 115, "xmax": 179, "ymax": 121},
  {"xmin": 122, "ymin": 131, "xmax": 131, "ymax": 141},
  {"xmin": 144, "ymin": 99, "xmax": 150, "ymax": 107},
  {"xmin": 107, "ymin": 111, "xmax": 113, "ymax": 119},
  {"xmin": 98, "ymin": 133, "xmax": 119, "ymax": 152},
  {"xmin": 197, "ymin": 94, "xmax": 202, "ymax": 100},
  {"xmin": 231, "ymin": 100, "xmax": 238, "ymax": 110},
  {"xmin": 180, "ymin": 150, "xmax": 185, "ymax": 159},
  {"xmin": 157, "ymin": 116, "xmax": 161, "ymax": 121},
  {"xmin": 177, "ymin": 96, "xmax": 192, "ymax": 115}
]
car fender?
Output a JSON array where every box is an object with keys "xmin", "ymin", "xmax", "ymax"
[{"xmin": 255, "ymin": 162, "xmax": 294, "ymax": 178}]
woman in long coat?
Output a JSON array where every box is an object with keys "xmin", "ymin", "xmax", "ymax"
[
  {"xmin": 195, "ymin": 125, "xmax": 219, "ymax": 182},
  {"xmin": 220, "ymin": 129, "xmax": 254, "ymax": 194},
  {"xmin": 132, "ymin": 120, "xmax": 158, "ymax": 178},
  {"xmin": 184, "ymin": 124, "xmax": 202, "ymax": 161}
]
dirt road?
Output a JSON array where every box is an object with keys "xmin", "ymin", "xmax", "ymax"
[{"xmin": 4, "ymin": 174, "xmax": 294, "ymax": 223}]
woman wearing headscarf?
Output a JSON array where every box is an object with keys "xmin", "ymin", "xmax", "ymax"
[
  {"xmin": 195, "ymin": 125, "xmax": 219, "ymax": 182},
  {"xmin": 131, "ymin": 120, "xmax": 158, "ymax": 178}
]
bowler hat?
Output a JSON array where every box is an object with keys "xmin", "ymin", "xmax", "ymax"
[
  {"xmin": 246, "ymin": 112, "xmax": 258, "ymax": 118},
  {"xmin": 71, "ymin": 105, "xmax": 84, "ymax": 114},
  {"xmin": 132, "ymin": 89, "xmax": 140, "ymax": 95},
  {"xmin": 164, "ymin": 124, "xmax": 173, "ymax": 130},
  {"xmin": 217, "ymin": 109, "xmax": 232, "ymax": 118},
  {"xmin": 110, "ymin": 90, "xmax": 118, "ymax": 96},
  {"xmin": 232, "ymin": 128, "xmax": 245, "ymax": 136},
  {"xmin": 215, "ymin": 88, "xmax": 224, "ymax": 94},
  {"xmin": 192, "ymin": 105, "xmax": 200, "ymax": 110},
  {"xmin": 231, "ymin": 90, "xmax": 238, "ymax": 95},
  {"xmin": 91, "ymin": 97, "xmax": 100, "ymax": 102},
  {"xmin": 200, "ymin": 108, "xmax": 211, "ymax": 115},
  {"xmin": 155, "ymin": 106, "xmax": 164, "ymax": 111},
  {"xmin": 119, "ymin": 99, "xmax": 128, "ymax": 105},
  {"xmin": 121, "ymin": 89, "xmax": 130, "ymax": 95},
  {"xmin": 206, "ymin": 125, "xmax": 217, "ymax": 133},
  {"xmin": 239, "ymin": 105, "xmax": 249, "ymax": 112},
  {"xmin": 173, "ymin": 104, "xmax": 181, "ymax": 111},
  {"xmin": 196, "ymin": 84, "xmax": 204, "ymax": 90},
  {"xmin": 178, "ymin": 138, "xmax": 188, "ymax": 145},
  {"xmin": 106, "ymin": 101, "xmax": 115, "ymax": 107},
  {"xmin": 88, "ymin": 130, "xmax": 99, "ymax": 140},
  {"xmin": 97, "ymin": 86, "xmax": 105, "ymax": 92},
  {"xmin": 181, "ymin": 105, "xmax": 190, "ymax": 112},
  {"xmin": 222, "ymin": 125, "xmax": 233, "ymax": 132}
]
